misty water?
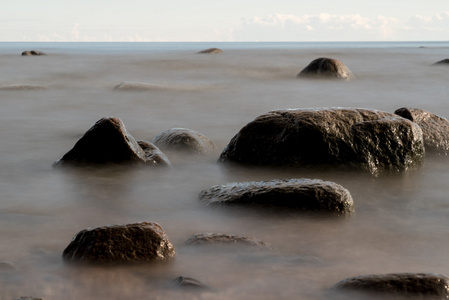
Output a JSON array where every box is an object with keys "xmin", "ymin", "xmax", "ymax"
[{"xmin": 0, "ymin": 42, "xmax": 448, "ymax": 299}]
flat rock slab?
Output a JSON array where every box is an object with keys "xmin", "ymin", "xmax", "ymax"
[
  {"xmin": 334, "ymin": 273, "xmax": 449, "ymax": 298},
  {"xmin": 186, "ymin": 233, "xmax": 272, "ymax": 249},
  {"xmin": 219, "ymin": 108, "xmax": 424, "ymax": 176},
  {"xmin": 54, "ymin": 117, "xmax": 169, "ymax": 167},
  {"xmin": 199, "ymin": 178, "xmax": 354, "ymax": 214},
  {"xmin": 395, "ymin": 107, "xmax": 449, "ymax": 155},
  {"xmin": 297, "ymin": 57, "xmax": 354, "ymax": 80},
  {"xmin": 152, "ymin": 128, "xmax": 217, "ymax": 155},
  {"xmin": 62, "ymin": 222, "xmax": 175, "ymax": 264}
]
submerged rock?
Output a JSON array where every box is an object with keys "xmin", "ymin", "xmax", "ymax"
[
  {"xmin": 54, "ymin": 117, "xmax": 169, "ymax": 167},
  {"xmin": 334, "ymin": 273, "xmax": 449, "ymax": 298},
  {"xmin": 297, "ymin": 57, "xmax": 354, "ymax": 80},
  {"xmin": 0, "ymin": 84, "xmax": 47, "ymax": 90},
  {"xmin": 197, "ymin": 48, "xmax": 223, "ymax": 54},
  {"xmin": 113, "ymin": 81, "xmax": 170, "ymax": 91},
  {"xmin": 21, "ymin": 50, "xmax": 46, "ymax": 56},
  {"xmin": 186, "ymin": 233, "xmax": 272, "ymax": 249},
  {"xmin": 137, "ymin": 141, "xmax": 172, "ymax": 166},
  {"xmin": 152, "ymin": 128, "xmax": 217, "ymax": 155},
  {"xmin": 395, "ymin": 107, "xmax": 449, "ymax": 155},
  {"xmin": 199, "ymin": 178, "xmax": 354, "ymax": 214},
  {"xmin": 173, "ymin": 276, "xmax": 210, "ymax": 290},
  {"xmin": 219, "ymin": 108, "xmax": 424, "ymax": 176},
  {"xmin": 62, "ymin": 222, "xmax": 175, "ymax": 264}
]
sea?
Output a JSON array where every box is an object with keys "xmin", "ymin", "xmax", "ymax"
[{"xmin": 0, "ymin": 41, "xmax": 448, "ymax": 300}]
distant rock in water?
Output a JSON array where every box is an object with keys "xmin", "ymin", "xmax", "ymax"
[
  {"xmin": 62, "ymin": 222, "xmax": 175, "ymax": 264},
  {"xmin": 21, "ymin": 50, "xmax": 46, "ymax": 56},
  {"xmin": 173, "ymin": 276, "xmax": 211, "ymax": 290},
  {"xmin": 54, "ymin": 117, "xmax": 170, "ymax": 167},
  {"xmin": 199, "ymin": 178, "xmax": 354, "ymax": 214},
  {"xmin": 113, "ymin": 81, "xmax": 171, "ymax": 91},
  {"xmin": 0, "ymin": 84, "xmax": 47, "ymax": 90},
  {"xmin": 219, "ymin": 108, "xmax": 424, "ymax": 176},
  {"xmin": 433, "ymin": 58, "xmax": 449, "ymax": 65},
  {"xmin": 197, "ymin": 48, "xmax": 223, "ymax": 54},
  {"xmin": 152, "ymin": 128, "xmax": 217, "ymax": 155},
  {"xmin": 297, "ymin": 57, "xmax": 354, "ymax": 80},
  {"xmin": 186, "ymin": 233, "xmax": 272, "ymax": 249},
  {"xmin": 334, "ymin": 273, "xmax": 449, "ymax": 298},
  {"xmin": 395, "ymin": 107, "xmax": 449, "ymax": 155}
]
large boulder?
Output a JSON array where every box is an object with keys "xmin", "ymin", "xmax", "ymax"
[
  {"xmin": 54, "ymin": 117, "xmax": 170, "ymax": 167},
  {"xmin": 62, "ymin": 222, "xmax": 175, "ymax": 264},
  {"xmin": 219, "ymin": 108, "xmax": 425, "ymax": 176},
  {"xmin": 152, "ymin": 128, "xmax": 217, "ymax": 155},
  {"xmin": 395, "ymin": 107, "xmax": 449, "ymax": 155},
  {"xmin": 334, "ymin": 273, "xmax": 449, "ymax": 298},
  {"xmin": 199, "ymin": 178, "xmax": 354, "ymax": 214},
  {"xmin": 297, "ymin": 57, "xmax": 354, "ymax": 80}
]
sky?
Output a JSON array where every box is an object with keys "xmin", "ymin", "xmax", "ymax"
[{"xmin": 1, "ymin": 0, "xmax": 449, "ymax": 42}]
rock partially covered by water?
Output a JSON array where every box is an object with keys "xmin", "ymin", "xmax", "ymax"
[
  {"xmin": 334, "ymin": 273, "xmax": 449, "ymax": 298},
  {"xmin": 199, "ymin": 178, "xmax": 354, "ymax": 214},
  {"xmin": 62, "ymin": 222, "xmax": 175, "ymax": 264},
  {"xmin": 137, "ymin": 141, "xmax": 172, "ymax": 166},
  {"xmin": 173, "ymin": 276, "xmax": 210, "ymax": 290},
  {"xmin": 186, "ymin": 233, "xmax": 272, "ymax": 249},
  {"xmin": 395, "ymin": 107, "xmax": 449, "ymax": 155},
  {"xmin": 219, "ymin": 108, "xmax": 424, "ymax": 176},
  {"xmin": 0, "ymin": 84, "xmax": 47, "ymax": 90},
  {"xmin": 54, "ymin": 117, "xmax": 170, "ymax": 167},
  {"xmin": 297, "ymin": 57, "xmax": 354, "ymax": 80},
  {"xmin": 113, "ymin": 81, "xmax": 170, "ymax": 91},
  {"xmin": 433, "ymin": 58, "xmax": 449, "ymax": 65},
  {"xmin": 21, "ymin": 50, "xmax": 46, "ymax": 56},
  {"xmin": 152, "ymin": 128, "xmax": 217, "ymax": 155},
  {"xmin": 197, "ymin": 48, "xmax": 223, "ymax": 54}
]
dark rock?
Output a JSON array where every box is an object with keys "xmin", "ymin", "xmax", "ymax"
[
  {"xmin": 152, "ymin": 128, "xmax": 217, "ymax": 155},
  {"xmin": 199, "ymin": 178, "xmax": 354, "ymax": 214},
  {"xmin": 197, "ymin": 48, "xmax": 223, "ymax": 54},
  {"xmin": 219, "ymin": 108, "xmax": 424, "ymax": 176},
  {"xmin": 186, "ymin": 233, "xmax": 272, "ymax": 249},
  {"xmin": 0, "ymin": 261, "xmax": 17, "ymax": 271},
  {"xmin": 54, "ymin": 117, "xmax": 169, "ymax": 167},
  {"xmin": 395, "ymin": 107, "xmax": 449, "ymax": 155},
  {"xmin": 173, "ymin": 276, "xmax": 210, "ymax": 290},
  {"xmin": 433, "ymin": 58, "xmax": 449, "ymax": 65},
  {"xmin": 297, "ymin": 57, "xmax": 354, "ymax": 80},
  {"xmin": 334, "ymin": 273, "xmax": 449, "ymax": 298},
  {"xmin": 15, "ymin": 297, "xmax": 44, "ymax": 300},
  {"xmin": 62, "ymin": 222, "xmax": 175, "ymax": 264},
  {"xmin": 137, "ymin": 141, "xmax": 172, "ymax": 166},
  {"xmin": 21, "ymin": 50, "xmax": 46, "ymax": 56}
]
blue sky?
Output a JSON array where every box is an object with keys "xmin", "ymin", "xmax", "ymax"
[{"xmin": 1, "ymin": 0, "xmax": 449, "ymax": 41}]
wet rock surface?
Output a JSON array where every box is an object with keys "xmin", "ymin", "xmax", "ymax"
[
  {"xmin": 199, "ymin": 178, "xmax": 354, "ymax": 214},
  {"xmin": 152, "ymin": 128, "xmax": 217, "ymax": 155},
  {"xmin": 219, "ymin": 108, "xmax": 425, "ymax": 176},
  {"xmin": 395, "ymin": 107, "xmax": 449, "ymax": 155},
  {"xmin": 197, "ymin": 48, "xmax": 223, "ymax": 54},
  {"xmin": 186, "ymin": 233, "xmax": 272, "ymax": 249},
  {"xmin": 334, "ymin": 273, "xmax": 449, "ymax": 298},
  {"xmin": 173, "ymin": 276, "xmax": 210, "ymax": 290},
  {"xmin": 297, "ymin": 57, "xmax": 354, "ymax": 80},
  {"xmin": 54, "ymin": 117, "xmax": 169, "ymax": 167},
  {"xmin": 62, "ymin": 222, "xmax": 175, "ymax": 264}
]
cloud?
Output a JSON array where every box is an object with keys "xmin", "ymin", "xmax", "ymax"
[{"xmin": 231, "ymin": 12, "xmax": 449, "ymax": 41}]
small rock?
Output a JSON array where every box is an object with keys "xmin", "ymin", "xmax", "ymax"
[
  {"xmin": 186, "ymin": 233, "xmax": 272, "ymax": 249},
  {"xmin": 433, "ymin": 58, "xmax": 449, "ymax": 65},
  {"xmin": 173, "ymin": 276, "xmax": 210, "ymax": 290},
  {"xmin": 199, "ymin": 178, "xmax": 354, "ymax": 214},
  {"xmin": 334, "ymin": 273, "xmax": 449, "ymax": 298},
  {"xmin": 395, "ymin": 107, "xmax": 449, "ymax": 155},
  {"xmin": 0, "ymin": 84, "xmax": 47, "ymax": 90},
  {"xmin": 297, "ymin": 57, "xmax": 354, "ymax": 80},
  {"xmin": 62, "ymin": 222, "xmax": 175, "ymax": 264},
  {"xmin": 0, "ymin": 261, "xmax": 17, "ymax": 271},
  {"xmin": 21, "ymin": 50, "xmax": 46, "ymax": 56},
  {"xmin": 137, "ymin": 141, "xmax": 172, "ymax": 166},
  {"xmin": 54, "ymin": 117, "xmax": 169, "ymax": 167},
  {"xmin": 15, "ymin": 297, "xmax": 44, "ymax": 300},
  {"xmin": 152, "ymin": 128, "xmax": 217, "ymax": 155},
  {"xmin": 113, "ymin": 82, "xmax": 170, "ymax": 91},
  {"xmin": 197, "ymin": 48, "xmax": 223, "ymax": 54}
]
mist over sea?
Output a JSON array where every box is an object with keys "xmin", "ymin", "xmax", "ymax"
[{"xmin": 0, "ymin": 41, "xmax": 448, "ymax": 299}]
